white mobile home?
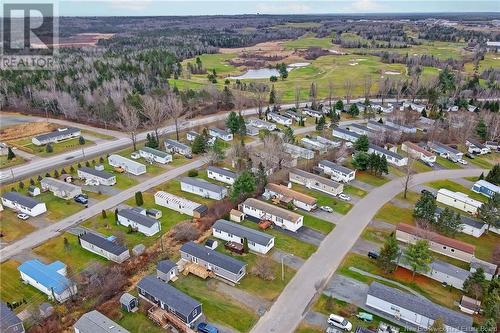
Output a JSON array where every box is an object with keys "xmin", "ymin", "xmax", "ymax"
[
  {"xmin": 289, "ymin": 168, "xmax": 344, "ymax": 196},
  {"xmin": 1, "ymin": 191, "xmax": 47, "ymax": 216},
  {"xmin": 318, "ymin": 160, "xmax": 356, "ymax": 183},
  {"xmin": 117, "ymin": 208, "xmax": 161, "ymax": 236},
  {"xmin": 402, "ymin": 102, "xmax": 426, "ymax": 113},
  {"xmin": 207, "ymin": 166, "xmax": 238, "ymax": 185},
  {"xmin": 245, "ymin": 125, "xmax": 259, "ymax": 136},
  {"xmin": 485, "ymin": 141, "xmax": 499, "ymax": 151},
  {"xmin": 401, "ymin": 141, "xmax": 436, "ymax": 164},
  {"xmin": 209, "ymin": 128, "xmax": 233, "ymax": 141},
  {"xmin": 74, "ymin": 310, "xmax": 130, "ymax": 333},
  {"xmin": 77, "ymin": 167, "xmax": 116, "ymax": 186},
  {"xmin": 247, "ymin": 118, "xmax": 276, "ymax": 131},
  {"xmin": 332, "ymin": 127, "xmax": 361, "ymax": 143},
  {"xmin": 239, "ymin": 198, "xmax": 303, "ymax": 232},
  {"xmin": 315, "ymin": 136, "xmax": 341, "ymax": 148},
  {"xmin": 368, "ymin": 144, "xmax": 408, "ymax": 166},
  {"xmin": 436, "ymin": 189, "xmax": 483, "ymax": 215},
  {"xmin": 154, "ymin": 191, "xmax": 207, "ymax": 218},
  {"xmin": 466, "ymin": 139, "xmax": 490, "ymax": 155},
  {"xmin": 470, "ymin": 258, "xmax": 498, "ymax": 281},
  {"xmin": 108, "ymin": 154, "xmax": 146, "ymax": 175},
  {"xmin": 346, "ymin": 123, "xmax": 376, "ymax": 136},
  {"xmin": 427, "ymin": 142, "xmax": 463, "ymax": 162},
  {"xmin": 165, "ymin": 139, "xmax": 192, "ymax": 157},
  {"xmin": 285, "ymin": 110, "xmax": 303, "ymax": 121},
  {"xmin": 32, "ymin": 127, "xmax": 81, "ymax": 146},
  {"xmin": 264, "ymin": 183, "xmax": 317, "ymax": 211},
  {"xmin": 284, "ymin": 143, "xmax": 315, "ymax": 160},
  {"xmin": 366, "ymin": 282, "xmax": 473, "ymax": 333},
  {"xmin": 267, "ymin": 112, "xmax": 293, "ymax": 126},
  {"xmin": 303, "ymin": 108, "xmax": 323, "ymax": 118},
  {"xmin": 300, "ymin": 137, "xmax": 327, "ymax": 152},
  {"xmin": 180, "ymin": 177, "xmax": 228, "ymax": 200},
  {"xmin": 40, "ymin": 178, "xmax": 82, "ymax": 200},
  {"xmin": 139, "ymin": 147, "xmax": 172, "ymax": 164},
  {"xmin": 186, "ymin": 131, "xmax": 199, "ymax": 142},
  {"xmin": 79, "ymin": 232, "xmax": 130, "ymax": 263},
  {"xmin": 367, "ymin": 120, "xmax": 401, "ymax": 133},
  {"xmin": 212, "ymin": 219, "xmax": 275, "ymax": 254},
  {"xmin": 435, "ymin": 207, "xmax": 486, "ymax": 238}
]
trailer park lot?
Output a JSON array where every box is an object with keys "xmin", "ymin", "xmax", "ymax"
[{"xmin": 0, "ymin": 108, "xmax": 498, "ymax": 333}]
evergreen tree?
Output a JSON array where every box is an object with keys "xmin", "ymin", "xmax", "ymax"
[
  {"xmin": 434, "ymin": 208, "xmax": 462, "ymax": 236},
  {"xmin": 283, "ymin": 127, "xmax": 295, "ymax": 143},
  {"xmin": 29, "ymin": 178, "xmax": 35, "ymax": 186},
  {"xmin": 278, "ymin": 63, "xmax": 288, "ymax": 80},
  {"xmin": 46, "ymin": 143, "xmax": 53, "ymax": 153},
  {"xmin": 482, "ymin": 290, "xmax": 499, "ymax": 320},
  {"xmin": 243, "ymin": 237, "xmax": 249, "ymax": 253},
  {"xmin": 334, "ymin": 100, "xmax": 344, "ymax": 112},
  {"xmin": 230, "ymin": 171, "xmax": 256, "ymax": 202},
  {"xmin": 478, "ymin": 193, "xmax": 500, "ymax": 233},
  {"xmin": 192, "ymin": 133, "xmax": 207, "ymax": 154},
  {"xmin": 316, "ymin": 116, "xmax": 326, "ymax": 131},
  {"xmin": 377, "ymin": 233, "xmax": 399, "ymax": 273},
  {"xmin": 485, "ymin": 164, "xmax": 500, "ymax": 185},
  {"xmin": 79, "ymin": 136, "xmax": 86, "ymax": 145},
  {"xmin": 403, "ymin": 240, "xmax": 433, "ymax": 280},
  {"xmin": 101, "ymin": 210, "xmax": 107, "ymax": 219},
  {"xmin": 478, "ymin": 319, "xmax": 497, "ymax": 333},
  {"xmin": 18, "ymin": 181, "xmax": 24, "ymax": 190},
  {"xmin": 7, "ymin": 147, "xmax": 15, "ymax": 160},
  {"xmin": 135, "ymin": 191, "xmax": 144, "ymax": 206},
  {"xmin": 348, "ymin": 104, "xmax": 360, "ymax": 117},
  {"xmin": 463, "ymin": 268, "xmax": 486, "ymax": 300},
  {"xmin": 354, "ymin": 135, "xmax": 369, "ymax": 152},
  {"xmin": 413, "ymin": 192, "xmax": 437, "ymax": 222},
  {"xmin": 476, "ymin": 118, "xmax": 488, "ymax": 141},
  {"xmin": 256, "ymin": 162, "xmax": 267, "ymax": 187},
  {"xmin": 428, "ymin": 317, "xmax": 446, "ymax": 333},
  {"xmin": 145, "ymin": 133, "xmax": 159, "ymax": 148},
  {"xmin": 421, "ymin": 109, "xmax": 428, "ymax": 118},
  {"xmin": 226, "ymin": 111, "xmax": 240, "ymax": 135},
  {"xmin": 269, "ymin": 85, "xmax": 276, "ymax": 104},
  {"xmin": 237, "ymin": 114, "xmax": 247, "ymax": 136},
  {"xmin": 352, "ymin": 152, "xmax": 370, "ymax": 170},
  {"xmin": 379, "ymin": 155, "xmax": 389, "ymax": 175},
  {"xmin": 114, "ymin": 208, "xmax": 119, "ymax": 223}
]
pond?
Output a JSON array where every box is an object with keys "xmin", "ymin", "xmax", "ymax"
[{"xmin": 228, "ymin": 62, "xmax": 310, "ymax": 80}]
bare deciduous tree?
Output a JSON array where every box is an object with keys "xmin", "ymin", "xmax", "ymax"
[
  {"xmin": 116, "ymin": 104, "xmax": 140, "ymax": 151},
  {"xmin": 172, "ymin": 222, "xmax": 200, "ymax": 242},
  {"xmin": 141, "ymin": 95, "xmax": 169, "ymax": 142},
  {"xmin": 363, "ymin": 76, "xmax": 372, "ymax": 100},
  {"xmin": 260, "ymin": 133, "xmax": 292, "ymax": 171},
  {"xmin": 328, "ymin": 81, "xmax": 334, "ymax": 108},
  {"xmin": 165, "ymin": 93, "xmax": 184, "ymax": 141},
  {"xmin": 402, "ymin": 155, "xmax": 416, "ymax": 199},
  {"xmin": 251, "ymin": 256, "xmax": 275, "ymax": 280},
  {"xmin": 343, "ymin": 79, "xmax": 353, "ymax": 104}
]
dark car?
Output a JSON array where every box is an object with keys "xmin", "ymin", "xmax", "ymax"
[
  {"xmin": 368, "ymin": 251, "xmax": 379, "ymax": 260},
  {"xmin": 197, "ymin": 322, "xmax": 218, "ymax": 333},
  {"xmin": 74, "ymin": 194, "xmax": 88, "ymax": 205},
  {"xmin": 421, "ymin": 189, "xmax": 435, "ymax": 198}
]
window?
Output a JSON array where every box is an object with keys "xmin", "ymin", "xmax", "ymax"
[
  {"xmin": 450, "ymin": 249, "xmax": 455, "ymax": 252},
  {"xmin": 443, "ymin": 246, "xmax": 447, "ymax": 249}
]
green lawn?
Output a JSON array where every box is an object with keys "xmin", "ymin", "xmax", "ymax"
[
  {"xmin": 154, "ymin": 178, "xmax": 214, "ymax": 206},
  {"xmin": 0, "ymin": 260, "xmax": 44, "ymax": 312},
  {"xmin": 283, "ymin": 36, "xmax": 333, "ymax": 49},
  {"xmin": 374, "ymin": 203, "xmax": 414, "ymax": 225},
  {"xmin": 173, "ymin": 275, "xmax": 258, "ymax": 332},
  {"xmin": 436, "ymin": 156, "xmax": 462, "ymax": 169},
  {"xmin": 37, "ymin": 192, "xmax": 85, "ymax": 221},
  {"xmin": 426, "ymin": 179, "xmax": 487, "ymax": 203},
  {"xmin": 0, "ymin": 209, "xmax": 36, "ymax": 242},
  {"xmin": 466, "ymin": 155, "xmax": 494, "ymax": 169},
  {"xmin": 12, "ymin": 137, "xmax": 94, "ymax": 157},
  {"xmin": 295, "ymin": 324, "xmax": 323, "ymax": 333},
  {"xmin": 303, "ymin": 214, "xmax": 335, "ymax": 234},
  {"xmin": 361, "ymin": 225, "xmax": 392, "ymax": 244},
  {"xmin": 241, "ymin": 220, "xmax": 317, "ymax": 259},
  {"xmin": 292, "ymin": 184, "xmax": 353, "ymax": 214},
  {"xmin": 411, "ymin": 160, "xmax": 433, "ymax": 173},
  {"xmin": 81, "ymin": 129, "xmax": 115, "ymax": 140},
  {"xmin": 0, "ymin": 155, "xmax": 26, "ymax": 169},
  {"xmin": 117, "ymin": 310, "xmax": 166, "ymax": 333},
  {"xmin": 355, "ymin": 171, "xmax": 389, "ymax": 187},
  {"xmin": 343, "ymin": 185, "xmax": 367, "ymax": 197},
  {"xmin": 395, "ymin": 191, "xmax": 421, "ymax": 205}
]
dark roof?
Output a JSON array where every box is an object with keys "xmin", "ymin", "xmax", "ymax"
[
  {"xmin": 157, "ymin": 260, "xmax": 176, "ymax": 274},
  {"xmin": 193, "ymin": 205, "xmax": 208, "ymax": 214},
  {"xmin": 470, "ymin": 258, "xmax": 497, "ymax": 276},
  {"xmin": 181, "ymin": 177, "xmax": 226, "ymax": 194},
  {"xmin": 139, "ymin": 146, "xmax": 171, "ymax": 158},
  {"xmin": 180, "ymin": 241, "xmax": 246, "ymax": 274},
  {"xmin": 213, "ymin": 219, "xmax": 274, "ymax": 246},
  {"xmin": 289, "ymin": 168, "xmax": 342, "ymax": 189},
  {"xmin": 429, "ymin": 141, "xmax": 461, "ymax": 155},
  {"xmin": 332, "ymin": 127, "xmax": 362, "ymax": 138},
  {"xmin": 435, "ymin": 207, "xmax": 485, "ymax": 229},
  {"xmin": 1, "ymin": 302, "xmax": 23, "ymax": 331},
  {"xmin": 118, "ymin": 209, "xmax": 159, "ymax": 228},
  {"xmin": 2, "ymin": 191, "xmax": 42, "ymax": 209},
  {"xmin": 34, "ymin": 127, "xmax": 80, "ymax": 142},
  {"xmin": 368, "ymin": 282, "xmax": 473, "ymax": 331},
  {"xmin": 349, "ymin": 123, "xmax": 375, "ymax": 132},
  {"xmin": 78, "ymin": 167, "xmax": 114, "ymax": 180},
  {"xmin": 79, "ymin": 233, "xmax": 128, "ymax": 256},
  {"xmin": 74, "ymin": 310, "xmax": 129, "ymax": 333},
  {"xmin": 430, "ymin": 260, "xmax": 470, "ymax": 281},
  {"xmin": 165, "ymin": 139, "xmax": 190, "ymax": 150},
  {"xmin": 319, "ymin": 160, "xmax": 354, "ymax": 175},
  {"xmin": 137, "ymin": 275, "xmax": 200, "ymax": 319},
  {"xmin": 207, "ymin": 166, "xmax": 237, "ymax": 179},
  {"xmin": 205, "ymin": 239, "xmax": 216, "ymax": 247},
  {"xmin": 369, "ymin": 144, "xmax": 405, "ymax": 161}
]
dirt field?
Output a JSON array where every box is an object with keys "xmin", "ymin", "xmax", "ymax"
[
  {"xmin": 0, "ymin": 122, "xmax": 57, "ymax": 141},
  {"xmin": 53, "ymin": 33, "xmax": 114, "ymax": 48}
]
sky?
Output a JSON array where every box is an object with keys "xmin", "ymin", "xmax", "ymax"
[{"xmin": 48, "ymin": 1, "xmax": 499, "ymax": 17}]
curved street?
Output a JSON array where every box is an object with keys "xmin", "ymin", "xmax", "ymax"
[{"xmin": 251, "ymin": 168, "xmax": 485, "ymax": 333}]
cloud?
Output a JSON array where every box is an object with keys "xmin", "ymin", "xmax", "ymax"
[{"xmin": 255, "ymin": 2, "xmax": 312, "ymax": 14}]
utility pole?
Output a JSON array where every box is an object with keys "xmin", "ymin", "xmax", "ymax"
[{"xmin": 281, "ymin": 253, "xmax": 294, "ymax": 281}]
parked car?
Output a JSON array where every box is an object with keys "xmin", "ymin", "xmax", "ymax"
[
  {"xmin": 320, "ymin": 206, "xmax": 334, "ymax": 213},
  {"xmin": 130, "ymin": 152, "xmax": 140, "ymax": 159},
  {"xmin": 197, "ymin": 322, "xmax": 219, "ymax": 333},
  {"xmin": 423, "ymin": 160, "xmax": 434, "ymax": 167},
  {"xmin": 458, "ymin": 159, "xmax": 468, "ymax": 165},
  {"xmin": 327, "ymin": 314, "xmax": 352, "ymax": 331},
  {"xmin": 465, "ymin": 153, "xmax": 475, "ymax": 159},
  {"xmin": 114, "ymin": 166, "xmax": 125, "ymax": 173},
  {"xmin": 17, "ymin": 213, "xmax": 29, "ymax": 220},
  {"xmin": 421, "ymin": 189, "xmax": 435, "ymax": 198},
  {"xmin": 338, "ymin": 193, "xmax": 351, "ymax": 201},
  {"xmin": 368, "ymin": 251, "xmax": 379, "ymax": 260},
  {"xmin": 74, "ymin": 194, "xmax": 88, "ymax": 204}
]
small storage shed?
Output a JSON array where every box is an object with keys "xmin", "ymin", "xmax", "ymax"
[
  {"xmin": 146, "ymin": 208, "xmax": 162, "ymax": 219},
  {"xmin": 230, "ymin": 209, "xmax": 245, "ymax": 223},
  {"xmin": 120, "ymin": 293, "xmax": 138, "ymax": 313},
  {"xmin": 132, "ymin": 244, "xmax": 145, "ymax": 256},
  {"xmin": 205, "ymin": 239, "xmax": 218, "ymax": 250},
  {"xmin": 28, "ymin": 186, "xmax": 41, "ymax": 197},
  {"xmin": 156, "ymin": 260, "xmax": 178, "ymax": 282}
]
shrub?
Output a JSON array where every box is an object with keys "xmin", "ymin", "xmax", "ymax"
[
  {"xmin": 135, "ymin": 191, "xmax": 144, "ymax": 206},
  {"xmin": 172, "ymin": 222, "xmax": 200, "ymax": 242},
  {"xmin": 45, "ymin": 143, "xmax": 53, "ymax": 153},
  {"xmin": 250, "ymin": 257, "xmax": 275, "ymax": 280},
  {"xmin": 188, "ymin": 169, "xmax": 198, "ymax": 177},
  {"xmin": 79, "ymin": 136, "xmax": 85, "ymax": 145}
]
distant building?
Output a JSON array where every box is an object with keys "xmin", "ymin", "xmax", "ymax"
[
  {"xmin": 366, "ymin": 282, "xmax": 473, "ymax": 333},
  {"xmin": 108, "ymin": 154, "xmax": 146, "ymax": 175},
  {"xmin": 139, "ymin": 147, "xmax": 172, "ymax": 164},
  {"xmin": 1, "ymin": 302, "xmax": 24, "ymax": 333},
  {"xmin": 180, "ymin": 177, "xmax": 228, "ymax": 200},
  {"xmin": 32, "ymin": 127, "xmax": 81, "ymax": 146},
  {"xmin": 245, "ymin": 125, "xmax": 259, "ymax": 136},
  {"xmin": 396, "ymin": 223, "xmax": 475, "ymax": 262},
  {"xmin": 209, "ymin": 128, "xmax": 233, "ymax": 141},
  {"xmin": 154, "ymin": 191, "xmax": 207, "ymax": 218},
  {"xmin": 401, "ymin": 141, "xmax": 436, "ymax": 164},
  {"xmin": 18, "ymin": 259, "xmax": 77, "ymax": 302},
  {"xmin": 435, "ymin": 207, "xmax": 486, "ymax": 238},
  {"xmin": 77, "ymin": 167, "xmax": 116, "ymax": 186},
  {"xmin": 288, "ymin": 168, "xmax": 344, "ymax": 196},
  {"xmin": 247, "ymin": 118, "xmax": 276, "ymax": 131},
  {"xmin": 471, "ymin": 180, "xmax": 499, "ymax": 199},
  {"xmin": 212, "ymin": 219, "xmax": 275, "ymax": 254},
  {"xmin": 368, "ymin": 144, "xmax": 408, "ymax": 166},
  {"xmin": 385, "ymin": 121, "xmax": 417, "ymax": 134},
  {"xmin": 180, "ymin": 241, "xmax": 247, "ymax": 283},
  {"xmin": 264, "ymin": 183, "xmax": 317, "ymax": 211},
  {"xmin": 164, "ymin": 139, "xmax": 192, "ymax": 157},
  {"xmin": 332, "ymin": 127, "xmax": 361, "ymax": 143},
  {"xmin": 78, "ymin": 232, "xmax": 130, "ymax": 263},
  {"xmin": 427, "ymin": 142, "xmax": 463, "ymax": 162},
  {"xmin": 300, "ymin": 137, "xmax": 327, "ymax": 153},
  {"xmin": 239, "ymin": 198, "xmax": 303, "ymax": 232},
  {"xmin": 436, "ymin": 189, "xmax": 483, "ymax": 215},
  {"xmin": 367, "ymin": 120, "xmax": 401, "ymax": 133},
  {"xmin": 267, "ymin": 112, "xmax": 293, "ymax": 126},
  {"xmin": 347, "ymin": 123, "xmax": 375, "ymax": 136},
  {"xmin": 303, "ymin": 108, "xmax": 323, "ymax": 118},
  {"xmin": 315, "ymin": 136, "xmax": 341, "ymax": 148},
  {"xmin": 284, "ymin": 143, "xmax": 315, "ymax": 160},
  {"xmin": 40, "ymin": 177, "xmax": 82, "ymax": 200},
  {"xmin": 485, "ymin": 141, "xmax": 499, "ymax": 152},
  {"xmin": 1, "ymin": 191, "xmax": 47, "ymax": 216},
  {"xmin": 318, "ymin": 160, "xmax": 356, "ymax": 183},
  {"xmin": 402, "ymin": 101, "xmax": 426, "ymax": 113},
  {"xmin": 470, "ymin": 258, "xmax": 497, "ymax": 281},
  {"xmin": 117, "ymin": 208, "xmax": 161, "ymax": 236},
  {"xmin": 137, "ymin": 275, "xmax": 202, "ymax": 327},
  {"xmin": 74, "ymin": 310, "xmax": 130, "ymax": 333},
  {"xmin": 207, "ymin": 166, "xmax": 238, "ymax": 185},
  {"xmin": 465, "ymin": 139, "xmax": 490, "ymax": 155}
]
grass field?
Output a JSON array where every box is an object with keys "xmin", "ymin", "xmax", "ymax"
[
  {"xmin": 80, "ymin": 129, "xmax": 116, "ymax": 140},
  {"xmin": 355, "ymin": 171, "xmax": 390, "ymax": 187},
  {"xmin": 426, "ymin": 179, "xmax": 487, "ymax": 203},
  {"xmin": 0, "ymin": 210, "xmax": 36, "ymax": 242},
  {"xmin": 292, "ymin": 184, "xmax": 353, "ymax": 214},
  {"xmin": 10, "ymin": 137, "xmax": 94, "ymax": 157},
  {"xmin": 303, "ymin": 213, "xmax": 335, "ymax": 234},
  {"xmin": 466, "ymin": 155, "xmax": 495, "ymax": 169},
  {"xmin": 241, "ymin": 220, "xmax": 317, "ymax": 259},
  {"xmin": 295, "ymin": 324, "xmax": 323, "ymax": 333},
  {"xmin": 435, "ymin": 156, "xmax": 462, "ymax": 169},
  {"xmin": 374, "ymin": 203, "xmax": 414, "ymax": 225},
  {"xmin": 283, "ymin": 36, "xmax": 333, "ymax": 49},
  {"xmin": 174, "ymin": 275, "xmax": 258, "ymax": 332},
  {"xmin": 0, "ymin": 155, "xmax": 26, "ymax": 169},
  {"xmin": 117, "ymin": 309, "xmax": 166, "ymax": 333},
  {"xmin": 343, "ymin": 185, "xmax": 368, "ymax": 197}
]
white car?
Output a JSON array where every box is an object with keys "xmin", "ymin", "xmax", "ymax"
[
  {"xmin": 17, "ymin": 213, "xmax": 29, "ymax": 220},
  {"xmin": 338, "ymin": 193, "xmax": 351, "ymax": 201},
  {"xmin": 458, "ymin": 159, "xmax": 468, "ymax": 165},
  {"xmin": 85, "ymin": 178, "xmax": 100, "ymax": 186},
  {"xmin": 327, "ymin": 314, "xmax": 352, "ymax": 331},
  {"xmin": 320, "ymin": 206, "xmax": 334, "ymax": 213},
  {"xmin": 130, "ymin": 152, "xmax": 141, "ymax": 160}
]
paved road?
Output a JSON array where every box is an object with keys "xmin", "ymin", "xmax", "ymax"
[
  {"xmin": 0, "ymin": 158, "xmax": 205, "ymax": 262},
  {"xmin": 250, "ymin": 168, "xmax": 485, "ymax": 333}
]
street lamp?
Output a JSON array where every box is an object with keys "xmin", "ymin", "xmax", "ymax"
[{"xmin": 281, "ymin": 253, "xmax": 294, "ymax": 281}]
